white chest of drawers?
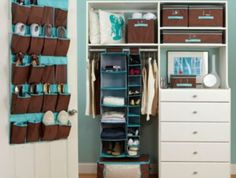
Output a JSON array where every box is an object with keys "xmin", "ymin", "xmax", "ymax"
[{"xmin": 159, "ymin": 89, "xmax": 231, "ymax": 178}]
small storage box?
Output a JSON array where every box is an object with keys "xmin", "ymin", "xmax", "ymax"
[
  {"xmin": 162, "ymin": 5, "xmax": 188, "ymax": 27},
  {"xmin": 128, "ymin": 19, "xmax": 156, "ymax": 43},
  {"xmin": 189, "ymin": 5, "xmax": 224, "ymax": 27},
  {"xmin": 162, "ymin": 30, "xmax": 224, "ymax": 43},
  {"xmin": 170, "ymin": 75, "xmax": 197, "ymax": 88},
  {"xmin": 97, "ymin": 155, "xmax": 150, "ymax": 178}
]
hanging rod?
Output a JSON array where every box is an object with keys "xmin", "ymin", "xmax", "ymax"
[{"xmin": 89, "ymin": 48, "xmax": 158, "ymax": 52}]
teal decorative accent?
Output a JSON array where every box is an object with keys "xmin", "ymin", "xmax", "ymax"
[
  {"xmin": 198, "ymin": 16, "xmax": 214, "ymax": 20},
  {"xmin": 39, "ymin": 56, "xmax": 68, "ymax": 65},
  {"xmin": 37, "ymin": 0, "xmax": 68, "ymax": 9},
  {"xmin": 109, "ymin": 15, "xmax": 124, "ymax": 41},
  {"xmin": 185, "ymin": 39, "xmax": 202, "ymax": 43},
  {"xmin": 168, "ymin": 16, "xmax": 184, "ymax": 20},
  {"xmin": 134, "ymin": 23, "xmax": 148, "ymax": 27}
]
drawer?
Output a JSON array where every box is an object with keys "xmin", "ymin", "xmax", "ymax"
[
  {"xmin": 162, "ymin": 30, "xmax": 224, "ymax": 44},
  {"xmin": 160, "ymin": 162, "xmax": 230, "ymax": 178},
  {"xmin": 160, "ymin": 102, "xmax": 230, "ymax": 122},
  {"xmin": 160, "ymin": 143, "xmax": 230, "ymax": 162},
  {"xmin": 161, "ymin": 123, "xmax": 230, "ymax": 142},
  {"xmin": 189, "ymin": 5, "xmax": 224, "ymax": 27},
  {"xmin": 160, "ymin": 89, "xmax": 230, "ymax": 102},
  {"xmin": 162, "ymin": 5, "xmax": 188, "ymax": 27}
]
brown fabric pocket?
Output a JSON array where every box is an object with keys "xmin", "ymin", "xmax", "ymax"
[
  {"xmin": 12, "ymin": 64, "xmax": 30, "ymax": 85},
  {"xmin": 12, "ymin": 3, "xmax": 30, "ymax": 24},
  {"xmin": 28, "ymin": 94, "xmax": 44, "ymax": 113},
  {"xmin": 11, "ymin": 34, "xmax": 31, "ymax": 54},
  {"xmin": 55, "ymin": 8, "xmax": 68, "ymax": 27},
  {"xmin": 41, "ymin": 65, "xmax": 55, "ymax": 83},
  {"xmin": 57, "ymin": 124, "xmax": 71, "ymax": 140},
  {"xmin": 28, "ymin": 65, "xmax": 45, "ymax": 84},
  {"xmin": 26, "ymin": 122, "xmax": 42, "ymax": 142},
  {"xmin": 55, "ymin": 65, "xmax": 67, "ymax": 84},
  {"xmin": 42, "ymin": 94, "xmax": 58, "ymax": 112},
  {"xmin": 11, "ymin": 94, "xmax": 31, "ymax": 114},
  {"xmin": 27, "ymin": 6, "xmax": 44, "ymax": 25},
  {"xmin": 29, "ymin": 37, "xmax": 44, "ymax": 55},
  {"xmin": 41, "ymin": 124, "xmax": 58, "ymax": 141},
  {"xmin": 11, "ymin": 123, "xmax": 27, "ymax": 144},
  {"xmin": 42, "ymin": 38, "xmax": 58, "ymax": 56},
  {"xmin": 54, "ymin": 39, "xmax": 70, "ymax": 56},
  {"xmin": 42, "ymin": 6, "xmax": 54, "ymax": 25},
  {"xmin": 56, "ymin": 94, "xmax": 71, "ymax": 112}
]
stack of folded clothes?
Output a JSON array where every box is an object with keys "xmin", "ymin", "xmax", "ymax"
[
  {"xmin": 103, "ymin": 96, "xmax": 125, "ymax": 106},
  {"xmin": 101, "ymin": 111, "xmax": 126, "ymax": 123},
  {"xmin": 101, "ymin": 127, "xmax": 126, "ymax": 140}
]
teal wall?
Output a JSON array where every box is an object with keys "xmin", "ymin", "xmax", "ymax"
[{"xmin": 78, "ymin": 0, "xmax": 236, "ymax": 163}]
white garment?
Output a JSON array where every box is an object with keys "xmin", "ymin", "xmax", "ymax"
[
  {"xmin": 85, "ymin": 59, "xmax": 92, "ymax": 116},
  {"xmin": 91, "ymin": 59, "xmax": 96, "ymax": 118},
  {"xmin": 141, "ymin": 67, "xmax": 147, "ymax": 115},
  {"xmin": 89, "ymin": 8, "xmax": 100, "ymax": 44},
  {"xmin": 146, "ymin": 58, "xmax": 155, "ymax": 121},
  {"xmin": 151, "ymin": 59, "xmax": 159, "ymax": 116}
]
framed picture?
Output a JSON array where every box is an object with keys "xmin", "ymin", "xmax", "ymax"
[{"xmin": 168, "ymin": 51, "xmax": 209, "ymax": 84}]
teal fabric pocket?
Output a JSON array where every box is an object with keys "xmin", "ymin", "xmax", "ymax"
[{"xmin": 37, "ymin": 0, "xmax": 68, "ymax": 9}]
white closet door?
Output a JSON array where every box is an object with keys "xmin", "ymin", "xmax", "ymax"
[{"xmin": 0, "ymin": 0, "xmax": 78, "ymax": 178}]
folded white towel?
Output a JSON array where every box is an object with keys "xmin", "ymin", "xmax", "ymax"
[
  {"xmin": 103, "ymin": 96, "xmax": 125, "ymax": 106},
  {"xmin": 132, "ymin": 12, "xmax": 143, "ymax": 19},
  {"xmin": 143, "ymin": 13, "xmax": 157, "ymax": 20},
  {"xmin": 102, "ymin": 111, "xmax": 125, "ymax": 118}
]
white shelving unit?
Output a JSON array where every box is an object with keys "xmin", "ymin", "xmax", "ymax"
[{"xmin": 86, "ymin": 1, "xmax": 231, "ymax": 177}]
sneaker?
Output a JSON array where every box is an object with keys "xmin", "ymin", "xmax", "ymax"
[
  {"xmin": 44, "ymin": 24, "xmax": 53, "ymax": 37},
  {"xmin": 43, "ymin": 111, "xmax": 55, "ymax": 125},
  {"xmin": 57, "ymin": 26, "xmax": 66, "ymax": 38}
]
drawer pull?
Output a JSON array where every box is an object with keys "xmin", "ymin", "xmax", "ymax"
[
  {"xmin": 193, "ymin": 131, "xmax": 198, "ymax": 135},
  {"xmin": 193, "ymin": 111, "xmax": 198, "ymax": 114},
  {"xmin": 193, "ymin": 151, "xmax": 198, "ymax": 155},
  {"xmin": 193, "ymin": 171, "xmax": 198, "ymax": 175},
  {"xmin": 198, "ymin": 15, "xmax": 214, "ymax": 20},
  {"xmin": 168, "ymin": 16, "xmax": 184, "ymax": 20},
  {"xmin": 192, "ymin": 95, "xmax": 198, "ymax": 98}
]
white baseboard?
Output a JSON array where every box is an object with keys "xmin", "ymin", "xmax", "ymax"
[
  {"xmin": 79, "ymin": 163, "xmax": 236, "ymax": 175},
  {"xmin": 79, "ymin": 163, "xmax": 157, "ymax": 174}
]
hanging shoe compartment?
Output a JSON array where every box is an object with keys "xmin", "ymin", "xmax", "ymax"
[{"xmin": 9, "ymin": 0, "xmax": 71, "ymax": 144}]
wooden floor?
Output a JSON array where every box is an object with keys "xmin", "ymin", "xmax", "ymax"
[{"xmin": 79, "ymin": 174, "xmax": 236, "ymax": 178}]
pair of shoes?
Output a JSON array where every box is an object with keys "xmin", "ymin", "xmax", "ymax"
[
  {"xmin": 130, "ymin": 99, "xmax": 141, "ymax": 106},
  {"xmin": 128, "ymin": 138, "xmax": 140, "ymax": 147},
  {"xmin": 31, "ymin": 54, "xmax": 39, "ymax": 66},
  {"xmin": 129, "ymin": 55, "xmax": 140, "ymax": 65},
  {"xmin": 127, "ymin": 128, "xmax": 139, "ymax": 137},
  {"xmin": 129, "ymin": 90, "xmax": 140, "ymax": 96},
  {"xmin": 128, "ymin": 139, "xmax": 139, "ymax": 156},
  {"xmin": 15, "ymin": 52, "xmax": 24, "ymax": 66},
  {"xmin": 14, "ymin": 23, "xmax": 26, "ymax": 36},
  {"xmin": 129, "ymin": 68, "xmax": 141, "ymax": 75},
  {"xmin": 106, "ymin": 142, "xmax": 122, "ymax": 156},
  {"xmin": 30, "ymin": 0, "xmax": 37, "ymax": 5},
  {"xmin": 17, "ymin": 0, "xmax": 24, "ymax": 5},
  {"xmin": 43, "ymin": 110, "xmax": 69, "ymax": 126},
  {"xmin": 44, "ymin": 24, "xmax": 67, "ymax": 38}
]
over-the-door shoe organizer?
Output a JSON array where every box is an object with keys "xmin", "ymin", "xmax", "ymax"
[{"xmin": 10, "ymin": 0, "xmax": 71, "ymax": 144}]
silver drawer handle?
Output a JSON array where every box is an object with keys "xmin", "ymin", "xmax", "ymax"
[
  {"xmin": 193, "ymin": 111, "xmax": 198, "ymax": 114},
  {"xmin": 192, "ymin": 95, "xmax": 197, "ymax": 98},
  {"xmin": 193, "ymin": 131, "xmax": 198, "ymax": 135},
  {"xmin": 193, "ymin": 151, "xmax": 198, "ymax": 155},
  {"xmin": 193, "ymin": 171, "xmax": 198, "ymax": 175}
]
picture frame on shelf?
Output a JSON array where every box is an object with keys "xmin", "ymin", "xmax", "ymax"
[{"xmin": 167, "ymin": 51, "xmax": 209, "ymax": 84}]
